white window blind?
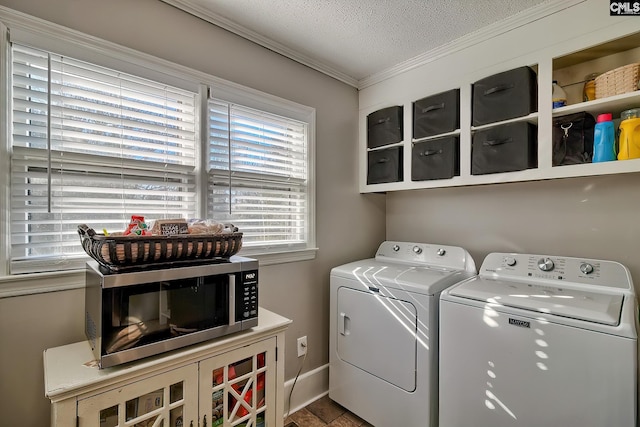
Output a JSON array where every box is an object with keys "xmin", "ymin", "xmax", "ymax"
[
  {"xmin": 10, "ymin": 44, "xmax": 198, "ymax": 273},
  {"xmin": 208, "ymin": 99, "xmax": 309, "ymax": 251}
]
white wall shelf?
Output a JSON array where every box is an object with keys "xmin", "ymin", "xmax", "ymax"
[
  {"xmin": 412, "ymin": 129, "xmax": 461, "ymax": 144},
  {"xmin": 359, "ymin": 2, "xmax": 640, "ymax": 193},
  {"xmin": 470, "ymin": 112, "xmax": 540, "ymax": 132},
  {"xmin": 552, "ymin": 90, "xmax": 640, "ymax": 119}
]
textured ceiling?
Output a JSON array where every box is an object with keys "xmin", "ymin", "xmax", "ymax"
[{"xmin": 162, "ymin": 0, "xmax": 556, "ymax": 86}]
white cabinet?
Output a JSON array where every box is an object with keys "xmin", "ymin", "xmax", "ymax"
[
  {"xmin": 359, "ymin": 3, "xmax": 640, "ymax": 193},
  {"xmin": 77, "ymin": 364, "xmax": 198, "ymax": 427},
  {"xmin": 199, "ymin": 339, "xmax": 276, "ymax": 427},
  {"xmin": 44, "ymin": 308, "xmax": 291, "ymax": 427}
]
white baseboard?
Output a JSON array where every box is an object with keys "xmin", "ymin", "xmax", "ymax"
[{"xmin": 283, "ymin": 363, "xmax": 329, "ymax": 417}]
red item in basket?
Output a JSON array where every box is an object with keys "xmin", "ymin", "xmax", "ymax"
[{"xmin": 123, "ymin": 215, "xmax": 151, "ymax": 236}]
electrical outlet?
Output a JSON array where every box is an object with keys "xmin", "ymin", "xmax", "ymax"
[{"xmin": 297, "ymin": 336, "xmax": 307, "ymax": 357}]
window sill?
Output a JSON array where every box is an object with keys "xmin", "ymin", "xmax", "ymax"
[
  {"xmin": 239, "ymin": 247, "xmax": 318, "ymax": 266},
  {"xmin": 0, "ymin": 270, "xmax": 85, "ymax": 299},
  {"xmin": 0, "ymin": 248, "xmax": 318, "ymax": 298}
]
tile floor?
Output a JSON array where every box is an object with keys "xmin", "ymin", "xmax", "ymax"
[{"xmin": 284, "ymin": 395, "xmax": 374, "ymax": 427}]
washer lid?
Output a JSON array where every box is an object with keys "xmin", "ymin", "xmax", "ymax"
[{"xmin": 449, "ymin": 277, "xmax": 624, "ymax": 326}]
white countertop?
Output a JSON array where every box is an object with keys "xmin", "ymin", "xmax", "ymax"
[{"xmin": 44, "ymin": 307, "xmax": 291, "ymax": 402}]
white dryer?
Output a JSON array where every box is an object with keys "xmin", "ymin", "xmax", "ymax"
[
  {"xmin": 439, "ymin": 252, "xmax": 638, "ymax": 427},
  {"xmin": 329, "ymin": 241, "xmax": 476, "ymax": 427}
]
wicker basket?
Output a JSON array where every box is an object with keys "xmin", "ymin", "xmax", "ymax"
[
  {"xmin": 78, "ymin": 224, "xmax": 243, "ymax": 273},
  {"xmin": 595, "ymin": 63, "xmax": 640, "ymax": 99}
]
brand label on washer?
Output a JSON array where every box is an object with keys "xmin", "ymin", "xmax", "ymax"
[{"xmin": 508, "ymin": 318, "xmax": 530, "ymax": 328}]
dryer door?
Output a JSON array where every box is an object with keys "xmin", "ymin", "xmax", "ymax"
[{"xmin": 336, "ymin": 287, "xmax": 417, "ymax": 391}]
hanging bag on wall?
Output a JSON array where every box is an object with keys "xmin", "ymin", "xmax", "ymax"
[{"xmin": 552, "ymin": 112, "xmax": 596, "ymax": 166}]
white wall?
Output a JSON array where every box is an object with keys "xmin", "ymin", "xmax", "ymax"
[
  {"xmin": 386, "ymin": 173, "xmax": 640, "ymax": 281},
  {"xmin": 0, "ymin": 0, "xmax": 386, "ymax": 425}
]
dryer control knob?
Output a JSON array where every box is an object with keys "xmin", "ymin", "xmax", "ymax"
[
  {"xmin": 437, "ymin": 248, "xmax": 446, "ymax": 256},
  {"xmin": 538, "ymin": 257, "xmax": 555, "ymax": 272},
  {"xmin": 580, "ymin": 263, "xmax": 594, "ymax": 274},
  {"xmin": 413, "ymin": 246, "xmax": 423, "ymax": 254},
  {"xmin": 505, "ymin": 256, "xmax": 517, "ymax": 266},
  {"xmin": 392, "ymin": 245, "xmax": 400, "ymax": 252}
]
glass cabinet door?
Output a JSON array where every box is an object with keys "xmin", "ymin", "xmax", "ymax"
[
  {"xmin": 199, "ymin": 338, "xmax": 276, "ymax": 427},
  {"xmin": 77, "ymin": 364, "xmax": 198, "ymax": 427}
]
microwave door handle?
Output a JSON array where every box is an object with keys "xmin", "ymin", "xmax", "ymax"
[{"xmin": 229, "ymin": 274, "xmax": 236, "ymax": 326}]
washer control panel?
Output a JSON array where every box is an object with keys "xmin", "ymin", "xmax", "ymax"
[
  {"xmin": 375, "ymin": 241, "xmax": 475, "ymax": 272},
  {"xmin": 480, "ymin": 252, "xmax": 631, "ymax": 290}
]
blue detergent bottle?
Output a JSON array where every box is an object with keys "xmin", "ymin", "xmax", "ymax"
[{"xmin": 593, "ymin": 113, "xmax": 616, "ymax": 162}]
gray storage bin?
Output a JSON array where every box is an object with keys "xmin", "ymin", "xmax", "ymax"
[
  {"xmin": 472, "ymin": 122, "xmax": 537, "ymax": 175},
  {"xmin": 472, "ymin": 66, "xmax": 537, "ymax": 126},
  {"xmin": 367, "ymin": 146, "xmax": 403, "ymax": 184},
  {"xmin": 413, "ymin": 89, "xmax": 460, "ymax": 139},
  {"xmin": 367, "ymin": 106, "xmax": 403, "ymax": 148},
  {"xmin": 412, "ymin": 136, "xmax": 459, "ymax": 181}
]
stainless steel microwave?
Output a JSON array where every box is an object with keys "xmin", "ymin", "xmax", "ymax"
[{"xmin": 85, "ymin": 257, "xmax": 258, "ymax": 368}]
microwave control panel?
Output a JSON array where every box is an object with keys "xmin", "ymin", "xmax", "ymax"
[{"xmin": 237, "ymin": 269, "xmax": 259, "ymax": 321}]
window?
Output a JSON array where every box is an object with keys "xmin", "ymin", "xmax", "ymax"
[
  {"xmin": 208, "ymin": 98, "xmax": 311, "ymax": 253},
  {"xmin": 10, "ymin": 44, "xmax": 197, "ymax": 274},
  {"xmin": 2, "ymin": 17, "xmax": 315, "ymax": 277}
]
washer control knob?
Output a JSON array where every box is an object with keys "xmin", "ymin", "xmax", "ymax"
[
  {"xmin": 413, "ymin": 246, "xmax": 423, "ymax": 255},
  {"xmin": 437, "ymin": 248, "xmax": 446, "ymax": 256},
  {"xmin": 580, "ymin": 263, "xmax": 594, "ymax": 274},
  {"xmin": 392, "ymin": 245, "xmax": 400, "ymax": 252},
  {"xmin": 538, "ymin": 257, "xmax": 555, "ymax": 272},
  {"xmin": 505, "ymin": 256, "xmax": 517, "ymax": 267}
]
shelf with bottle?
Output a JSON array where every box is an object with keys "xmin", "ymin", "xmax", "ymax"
[
  {"xmin": 552, "ymin": 31, "xmax": 640, "ymax": 103},
  {"xmin": 552, "ymin": 89, "xmax": 640, "ymax": 119},
  {"xmin": 550, "ymin": 30, "xmax": 640, "ymax": 172},
  {"xmin": 552, "ymin": 31, "xmax": 640, "ymax": 114}
]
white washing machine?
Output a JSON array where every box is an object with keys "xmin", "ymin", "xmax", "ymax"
[
  {"xmin": 329, "ymin": 241, "xmax": 476, "ymax": 427},
  {"xmin": 439, "ymin": 252, "xmax": 638, "ymax": 427}
]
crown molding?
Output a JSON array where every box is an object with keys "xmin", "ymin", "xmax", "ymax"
[
  {"xmin": 161, "ymin": 0, "xmax": 585, "ymax": 90},
  {"xmin": 159, "ymin": 0, "xmax": 360, "ymax": 88},
  {"xmin": 359, "ymin": 0, "xmax": 586, "ymax": 89}
]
